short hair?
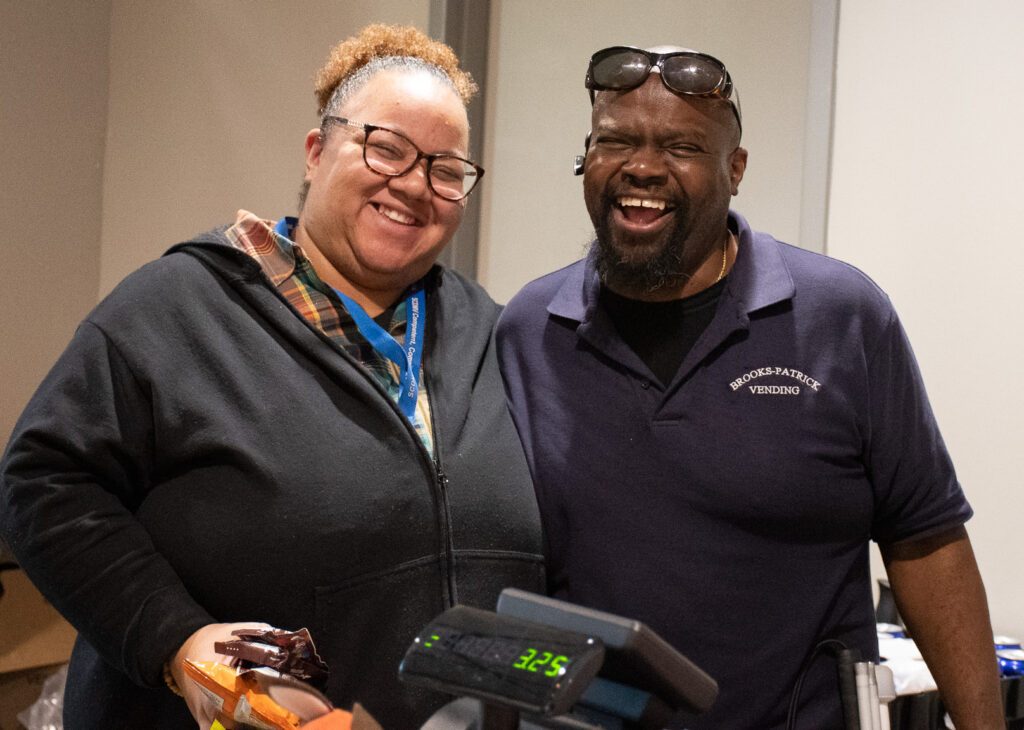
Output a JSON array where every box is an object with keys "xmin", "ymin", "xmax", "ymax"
[{"xmin": 313, "ymin": 24, "xmax": 477, "ymax": 116}]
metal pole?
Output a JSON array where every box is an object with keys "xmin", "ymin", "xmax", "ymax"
[{"xmin": 429, "ymin": 0, "xmax": 491, "ymax": 280}]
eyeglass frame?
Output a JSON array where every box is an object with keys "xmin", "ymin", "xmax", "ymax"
[
  {"xmin": 321, "ymin": 116, "xmax": 485, "ymax": 201},
  {"xmin": 584, "ymin": 46, "xmax": 741, "ymax": 130}
]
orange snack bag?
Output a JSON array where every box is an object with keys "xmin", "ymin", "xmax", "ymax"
[{"xmin": 184, "ymin": 659, "xmax": 305, "ymax": 729}]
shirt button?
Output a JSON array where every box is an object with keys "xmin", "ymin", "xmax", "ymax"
[{"xmin": 640, "ymin": 380, "xmax": 651, "ymax": 389}]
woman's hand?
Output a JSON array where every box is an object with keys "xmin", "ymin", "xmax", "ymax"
[{"xmin": 169, "ymin": 621, "xmax": 274, "ymax": 729}]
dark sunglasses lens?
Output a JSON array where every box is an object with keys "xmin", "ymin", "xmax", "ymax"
[
  {"xmin": 661, "ymin": 55, "xmax": 726, "ymax": 95},
  {"xmin": 592, "ymin": 50, "xmax": 651, "ymax": 89}
]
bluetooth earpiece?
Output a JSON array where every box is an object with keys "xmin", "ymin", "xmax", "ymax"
[{"xmin": 573, "ymin": 131, "xmax": 593, "ymax": 176}]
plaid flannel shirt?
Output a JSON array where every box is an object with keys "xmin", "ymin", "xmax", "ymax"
[{"xmin": 223, "ymin": 210, "xmax": 434, "ymax": 456}]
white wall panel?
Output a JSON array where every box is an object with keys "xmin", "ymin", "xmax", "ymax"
[{"xmin": 830, "ymin": 0, "xmax": 1024, "ymax": 638}]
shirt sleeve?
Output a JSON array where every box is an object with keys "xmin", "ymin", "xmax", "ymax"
[
  {"xmin": 866, "ymin": 310, "xmax": 972, "ymax": 545},
  {"xmin": 0, "ymin": 319, "xmax": 214, "ymax": 687}
]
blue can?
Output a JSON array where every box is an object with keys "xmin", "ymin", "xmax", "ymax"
[
  {"xmin": 877, "ymin": 622, "xmax": 905, "ymax": 639},
  {"xmin": 997, "ymin": 648, "xmax": 1024, "ymax": 677},
  {"xmin": 994, "ymin": 635, "xmax": 1022, "ymax": 651}
]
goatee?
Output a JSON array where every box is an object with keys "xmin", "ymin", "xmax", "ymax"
[{"xmin": 591, "ymin": 190, "xmax": 691, "ymax": 297}]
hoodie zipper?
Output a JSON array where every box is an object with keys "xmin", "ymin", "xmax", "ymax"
[
  {"xmin": 432, "ymin": 461, "xmax": 457, "ymax": 606},
  {"xmin": 421, "ymin": 303, "xmax": 458, "ymax": 610},
  {"xmin": 254, "ymin": 268, "xmax": 458, "ymax": 608}
]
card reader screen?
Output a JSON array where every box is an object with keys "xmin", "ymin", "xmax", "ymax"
[{"xmin": 399, "ymin": 605, "xmax": 604, "ymax": 715}]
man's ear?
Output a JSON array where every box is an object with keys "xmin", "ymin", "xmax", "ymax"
[
  {"xmin": 729, "ymin": 146, "xmax": 748, "ymax": 196},
  {"xmin": 304, "ymin": 128, "xmax": 324, "ymax": 180}
]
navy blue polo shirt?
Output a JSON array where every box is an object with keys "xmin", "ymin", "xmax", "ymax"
[{"xmin": 495, "ymin": 211, "xmax": 971, "ymax": 729}]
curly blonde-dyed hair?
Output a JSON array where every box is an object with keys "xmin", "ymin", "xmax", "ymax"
[{"xmin": 313, "ymin": 23, "xmax": 477, "ymax": 115}]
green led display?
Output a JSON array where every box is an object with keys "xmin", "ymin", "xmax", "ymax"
[
  {"xmin": 513, "ymin": 648, "xmax": 569, "ymax": 677},
  {"xmin": 420, "ymin": 628, "xmax": 571, "ymax": 677}
]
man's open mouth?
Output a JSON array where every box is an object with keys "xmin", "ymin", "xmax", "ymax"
[{"xmin": 616, "ymin": 196, "xmax": 674, "ymax": 225}]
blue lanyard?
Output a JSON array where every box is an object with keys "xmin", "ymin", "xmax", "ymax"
[
  {"xmin": 332, "ymin": 284, "xmax": 427, "ymax": 423},
  {"xmin": 273, "ymin": 217, "xmax": 295, "ymax": 238},
  {"xmin": 273, "ymin": 218, "xmax": 426, "ymax": 423}
]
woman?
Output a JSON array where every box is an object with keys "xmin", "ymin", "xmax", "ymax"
[{"xmin": 0, "ymin": 24, "xmax": 544, "ymax": 729}]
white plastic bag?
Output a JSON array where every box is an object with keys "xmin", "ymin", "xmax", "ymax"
[{"xmin": 16, "ymin": 663, "xmax": 67, "ymax": 730}]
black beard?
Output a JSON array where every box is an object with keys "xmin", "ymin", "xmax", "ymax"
[{"xmin": 591, "ymin": 190, "xmax": 692, "ymax": 297}]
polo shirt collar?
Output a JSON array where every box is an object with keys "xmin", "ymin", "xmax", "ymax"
[{"xmin": 726, "ymin": 210, "xmax": 795, "ymax": 315}]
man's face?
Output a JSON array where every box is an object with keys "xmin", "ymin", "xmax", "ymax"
[
  {"xmin": 297, "ymin": 70, "xmax": 469, "ymax": 303},
  {"xmin": 583, "ymin": 74, "xmax": 746, "ymax": 298}
]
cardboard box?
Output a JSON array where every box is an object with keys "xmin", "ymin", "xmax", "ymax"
[
  {"xmin": 0, "ymin": 569, "xmax": 76, "ymax": 675},
  {"xmin": 0, "ymin": 569, "xmax": 76, "ymax": 728}
]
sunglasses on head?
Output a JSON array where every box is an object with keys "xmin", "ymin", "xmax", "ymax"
[{"xmin": 585, "ymin": 46, "xmax": 741, "ymax": 129}]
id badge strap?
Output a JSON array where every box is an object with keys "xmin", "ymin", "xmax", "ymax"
[{"xmin": 332, "ymin": 284, "xmax": 426, "ymax": 423}]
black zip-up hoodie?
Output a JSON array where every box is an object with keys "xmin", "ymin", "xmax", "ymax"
[{"xmin": 0, "ymin": 229, "xmax": 545, "ymax": 728}]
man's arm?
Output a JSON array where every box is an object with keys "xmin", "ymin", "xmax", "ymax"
[{"xmin": 880, "ymin": 525, "xmax": 1004, "ymax": 730}]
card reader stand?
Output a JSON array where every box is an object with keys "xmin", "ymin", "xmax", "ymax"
[{"xmin": 400, "ymin": 588, "xmax": 718, "ymax": 729}]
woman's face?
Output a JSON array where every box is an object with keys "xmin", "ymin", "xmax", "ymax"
[{"xmin": 296, "ymin": 69, "xmax": 469, "ymax": 306}]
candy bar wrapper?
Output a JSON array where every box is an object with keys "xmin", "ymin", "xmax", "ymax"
[{"xmin": 217, "ymin": 627, "xmax": 329, "ymax": 688}]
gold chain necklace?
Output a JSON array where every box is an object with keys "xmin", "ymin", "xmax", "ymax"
[{"xmin": 714, "ymin": 234, "xmax": 731, "ymax": 283}]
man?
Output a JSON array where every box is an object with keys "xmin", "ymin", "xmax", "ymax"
[
  {"xmin": 496, "ymin": 44, "xmax": 1004, "ymax": 728},
  {"xmin": 1, "ymin": 25, "xmax": 544, "ymax": 729}
]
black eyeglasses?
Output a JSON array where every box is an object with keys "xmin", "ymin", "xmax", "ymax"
[
  {"xmin": 322, "ymin": 116, "xmax": 484, "ymax": 201},
  {"xmin": 585, "ymin": 46, "xmax": 741, "ymax": 129}
]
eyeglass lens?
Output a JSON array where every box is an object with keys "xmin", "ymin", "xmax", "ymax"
[
  {"xmin": 592, "ymin": 49, "xmax": 725, "ymax": 96},
  {"xmin": 592, "ymin": 54, "xmax": 650, "ymax": 88},
  {"xmin": 364, "ymin": 128, "xmax": 478, "ymax": 200},
  {"xmin": 661, "ymin": 56, "xmax": 724, "ymax": 93}
]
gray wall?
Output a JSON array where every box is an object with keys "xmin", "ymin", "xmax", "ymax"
[{"xmin": 1, "ymin": 0, "xmax": 110, "ymax": 444}]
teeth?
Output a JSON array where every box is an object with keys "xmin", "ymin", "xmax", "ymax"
[
  {"xmin": 378, "ymin": 204, "xmax": 416, "ymax": 225},
  {"xmin": 618, "ymin": 197, "xmax": 666, "ymax": 210}
]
